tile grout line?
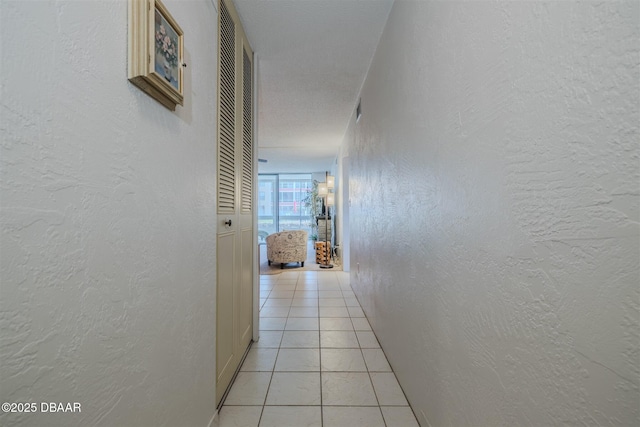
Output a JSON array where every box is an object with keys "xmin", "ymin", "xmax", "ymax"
[
  {"xmin": 350, "ymin": 295, "xmax": 388, "ymax": 426},
  {"xmin": 312, "ymin": 275, "xmax": 325, "ymax": 426},
  {"xmin": 251, "ymin": 271, "xmax": 418, "ymax": 426}
]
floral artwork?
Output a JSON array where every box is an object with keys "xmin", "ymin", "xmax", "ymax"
[
  {"xmin": 129, "ymin": 0, "xmax": 183, "ymax": 110},
  {"xmin": 154, "ymin": 8, "xmax": 180, "ymax": 90}
]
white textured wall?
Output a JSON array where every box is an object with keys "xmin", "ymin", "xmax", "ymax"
[
  {"xmin": 349, "ymin": 1, "xmax": 639, "ymax": 426},
  {"xmin": 1, "ymin": 1, "xmax": 218, "ymax": 426}
]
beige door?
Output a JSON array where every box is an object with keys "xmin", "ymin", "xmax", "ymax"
[{"xmin": 216, "ymin": 0, "xmax": 254, "ymax": 407}]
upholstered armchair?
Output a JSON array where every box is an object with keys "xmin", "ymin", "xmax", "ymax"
[{"xmin": 266, "ymin": 230, "xmax": 308, "ymax": 269}]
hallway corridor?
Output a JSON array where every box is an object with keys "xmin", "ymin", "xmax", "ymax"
[{"xmin": 217, "ymin": 270, "xmax": 419, "ymax": 427}]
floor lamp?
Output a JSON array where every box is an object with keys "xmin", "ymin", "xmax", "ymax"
[{"xmin": 318, "ymin": 173, "xmax": 335, "ymax": 269}]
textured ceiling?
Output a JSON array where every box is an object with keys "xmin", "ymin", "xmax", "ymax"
[{"xmin": 233, "ymin": 0, "xmax": 394, "ymax": 173}]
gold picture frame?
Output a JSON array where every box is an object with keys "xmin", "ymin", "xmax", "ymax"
[{"xmin": 128, "ymin": 0, "xmax": 184, "ymax": 110}]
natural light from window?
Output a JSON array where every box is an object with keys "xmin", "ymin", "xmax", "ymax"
[{"xmin": 258, "ymin": 174, "xmax": 313, "ymax": 240}]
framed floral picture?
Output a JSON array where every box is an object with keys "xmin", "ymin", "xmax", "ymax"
[{"xmin": 128, "ymin": 0, "xmax": 184, "ymax": 110}]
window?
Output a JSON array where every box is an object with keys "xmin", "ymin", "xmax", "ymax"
[{"xmin": 258, "ymin": 174, "xmax": 313, "ymax": 236}]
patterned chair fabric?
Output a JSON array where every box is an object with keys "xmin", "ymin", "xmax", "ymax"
[{"xmin": 266, "ymin": 230, "xmax": 308, "ymax": 269}]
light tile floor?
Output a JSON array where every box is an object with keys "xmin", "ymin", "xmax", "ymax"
[{"xmin": 218, "ymin": 270, "xmax": 420, "ymax": 427}]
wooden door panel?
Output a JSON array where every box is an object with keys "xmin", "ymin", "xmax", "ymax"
[
  {"xmin": 239, "ymin": 227, "xmax": 253, "ymax": 346},
  {"xmin": 216, "ymin": 0, "xmax": 254, "ymax": 408},
  {"xmin": 216, "ymin": 232, "xmax": 236, "ymax": 399}
]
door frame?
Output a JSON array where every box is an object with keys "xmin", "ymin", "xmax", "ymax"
[{"xmin": 252, "ymin": 52, "xmax": 260, "ymax": 343}]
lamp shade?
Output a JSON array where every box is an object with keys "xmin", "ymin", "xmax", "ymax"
[
  {"xmin": 318, "ymin": 183, "xmax": 328, "ymax": 196},
  {"xmin": 326, "ymin": 193, "xmax": 335, "ymax": 206},
  {"xmin": 326, "ymin": 175, "xmax": 335, "ymax": 189}
]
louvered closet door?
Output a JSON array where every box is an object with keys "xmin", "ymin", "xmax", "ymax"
[{"xmin": 216, "ymin": 0, "xmax": 254, "ymax": 407}]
